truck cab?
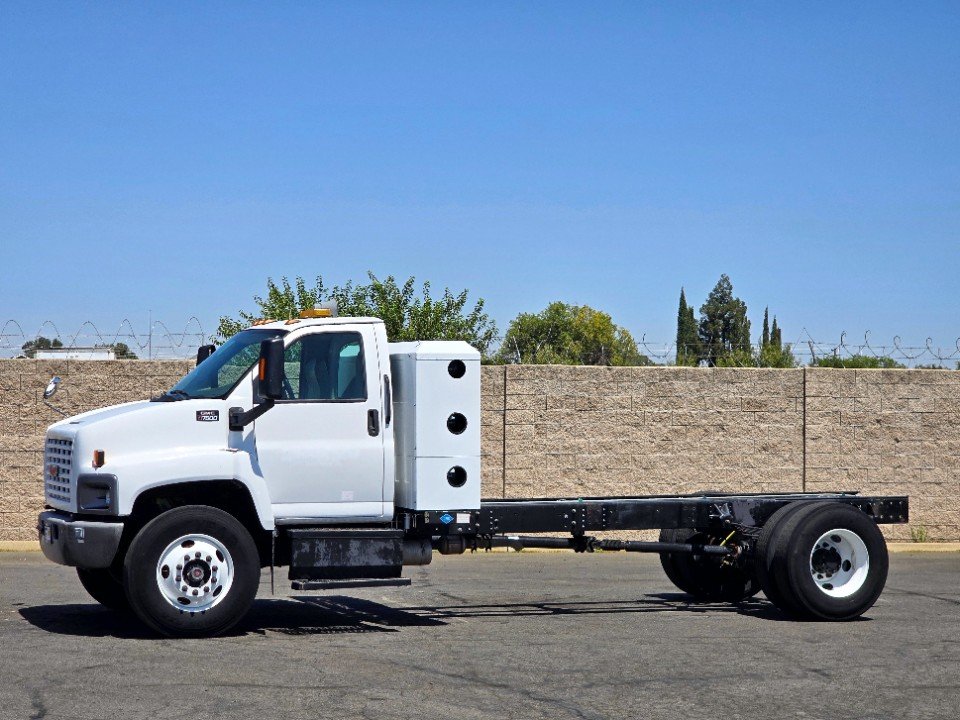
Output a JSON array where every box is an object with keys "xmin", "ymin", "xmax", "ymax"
[
  {"xmin": 42, "ymin": 316, "xmax": 398, "ymax": 528},
  {"xmin": 38, "ymin": 311, "xmax": 481, "ymax": 636}
]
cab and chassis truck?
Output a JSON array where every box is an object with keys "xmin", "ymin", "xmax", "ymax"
[{"xmin": 37, "ymin": 309, "xmax": 909, "ymax": 637}]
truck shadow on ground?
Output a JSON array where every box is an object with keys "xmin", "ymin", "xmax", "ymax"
[{"xmin": 18, "ymin": 592, "xmax": 809, "ymax": 639}]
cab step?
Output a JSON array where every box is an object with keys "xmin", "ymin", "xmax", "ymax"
[{"xmin": 290, "ymin": 578, "xmax": 412, "ymax": 591}]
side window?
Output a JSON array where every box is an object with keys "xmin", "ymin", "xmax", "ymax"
[{"xmin": 282, "ymin": 332, "xmax": 367, "ymax": 401}]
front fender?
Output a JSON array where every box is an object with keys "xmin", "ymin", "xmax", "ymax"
[{"xmin": 115, "ymin": 448, "xmax": 275, "ymax": 530}]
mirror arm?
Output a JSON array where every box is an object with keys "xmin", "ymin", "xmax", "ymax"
[
  {"xmin": 228, "ymin": 399, "xmax": 276, "ymax": 432},
  {"xmin": 43, "ymin": 399, "xmax": 69, "ymax": 418}
]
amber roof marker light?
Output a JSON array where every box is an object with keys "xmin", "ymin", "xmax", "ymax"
[{"xmin": 299, "ymin": 301, "xmax": 338, "ymax": 319}]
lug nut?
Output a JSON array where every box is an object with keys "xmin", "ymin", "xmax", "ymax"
[
  {"xmin": 192, "ymin": 589, "xmax": 199, "ymax": 596},
  {"xmin": 204, "ymin": 586, "xmax": 210, "ymax": 593},
  {"xmin": 195, "ymin": 552, "xmax": 201, "ymax": 559},
  {"xmin": 181, "ymin": 585, "xmax": 188, "ymax": 592}
]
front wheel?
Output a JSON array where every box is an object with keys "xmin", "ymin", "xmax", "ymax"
[
  {"xmin": 123, "ymin": 505, "xmax": 261, "ymax": 637},
  {"xmin": 77, "ymin": 567, "xmax": 129, "ymax": 611}
]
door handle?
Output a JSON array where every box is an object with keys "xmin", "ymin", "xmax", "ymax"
[
  {"xmin": 383, "ymin": 375, "xmax": 392, "ymax": 427},
  {"xmin": 367, "ymin": 409, "xmax": 380, "ymax": 436}
]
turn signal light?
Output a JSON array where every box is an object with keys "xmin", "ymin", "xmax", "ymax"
[
  {"xmin": 92, "ymin": 450, "xmax": 105, "ymax": 469},
  {"xmin": 258, "ymin": 358, "xmax": 266, "ymax": 381}
]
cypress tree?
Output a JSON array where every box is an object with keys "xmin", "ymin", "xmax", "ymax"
[
  {"xmin": 762, "ymin": 307, "xmax": 770, "ymax": 348},
  {"xmin": 676, "ymin": 288, "xmax": 688, "ymax": 355},
  {"xmin": 771, "ymin": 317, "xmax": 781, "ymax": 349},
  {"xmin": 676, "ymin": 288, "xmax": 700, "ymax": 365}
]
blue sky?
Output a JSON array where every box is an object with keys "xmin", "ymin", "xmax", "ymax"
[{"xmin": 1, "ymin": 2, "xmax": 958, "ymax": 358}]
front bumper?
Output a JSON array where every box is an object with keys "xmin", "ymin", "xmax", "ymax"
[{"xmin": 37, "ymin": 510, "xmax": 124, "ymax": 569}]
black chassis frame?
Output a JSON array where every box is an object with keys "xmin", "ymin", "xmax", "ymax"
[{"xmin": 404, "ymin": 491, "xmax": 909, "ymax": 540}]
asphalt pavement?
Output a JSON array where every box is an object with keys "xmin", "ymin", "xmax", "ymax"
[{"xmin": 0, "ymin": 551, "xmax": 958, "ymax": 720}]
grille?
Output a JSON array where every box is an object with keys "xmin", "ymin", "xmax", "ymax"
[{"xmin": 44, "ymin": 437, "xmax": 73, "ymax": 505}]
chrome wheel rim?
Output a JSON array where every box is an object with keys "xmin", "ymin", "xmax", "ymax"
[{"xmin": 155, "ymin": 534, "xmax": 234, "ymax": 612}]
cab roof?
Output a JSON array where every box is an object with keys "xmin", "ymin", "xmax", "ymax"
[{"xmin": 247, "ymin": 316, "xmax": 384, "ymax": 331}]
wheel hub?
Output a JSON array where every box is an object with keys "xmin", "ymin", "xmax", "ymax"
[
  {"xmin": 155, "ymin": 534, "xmax": 234, "ymax": 612},
  {"xmin": 811, "ymin": 545, "xmax": 842, "ymax": 576},
  {"xmin": 182, "ymin": 559, "xmax": 210, "ymax": 587},
  {"xmin": 808, "ymin": 528, "xmax": 869, "ymax": 598}
]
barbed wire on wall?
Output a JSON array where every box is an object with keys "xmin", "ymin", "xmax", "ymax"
[
  {"xmin": 2, "ymin": 319, "xmax": 958, "ymax": 368},
  {"xmin": 488, "ymin": 329, "xmax": 960, "ymax": 368},
  {"xmin": 636, "ymin": 328, "xmax": 960, "ymax": 368},
  {"xmin": 0, "ymin": 318, "xmax": 208, "ymax": 360}
]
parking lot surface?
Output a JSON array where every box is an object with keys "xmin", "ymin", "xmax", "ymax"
[{"xmin": 0, "ymin": 551, "xmax": 958, "ymax": 720}]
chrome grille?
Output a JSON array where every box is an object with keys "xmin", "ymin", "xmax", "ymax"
[{"xmin": 44, "ymin": 437, "xmax": 73, "ymax": 505}]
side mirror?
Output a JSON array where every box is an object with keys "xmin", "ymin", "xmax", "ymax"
[
  {"xmin": 196, "ymin": 344, "xmax": 215, "ymax": 366},
  {"xmin": 257, "ymin": 338, "xmax": 285, "ymax": 401},
  {"xmin": 43, "ymin": 376, "xmax": 61, "ymax": 399}
]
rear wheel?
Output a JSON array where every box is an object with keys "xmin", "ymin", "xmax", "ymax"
[
  {"xmin": 658, "ymin": 528, "xmax": 758, "ymax": 602},
  {"xmin": 123, "ymin": 505, "xmax": 260, "ymax": 637},
  {"xmin": 759, "ymin": 502, "xmax": 888, "ymax": 620},
  {"xmin": 754, "ymin": 501, "xmax": 831, "ymax": 613},
  {"xmin": 76, "ymin": 567, "xmax": 129, "ymax": 611}
]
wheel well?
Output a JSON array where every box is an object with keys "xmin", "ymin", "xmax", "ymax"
[{"xmin": 120, "ymin": 480, "xmax": 271, "ymax": 567}]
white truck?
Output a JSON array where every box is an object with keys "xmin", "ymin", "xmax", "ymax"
[{"xmin": 37, "ymin": 309, "xmax": 909, "ymax": 637}]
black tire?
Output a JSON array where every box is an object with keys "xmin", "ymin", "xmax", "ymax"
[
  {"xmin": 754, "ymin": 501, "xmax": 830, "ymax": 613},
  {"xmin": 658, "ymin": 529, "xmax": 700, "ymax": 595},
  {"xmin": 123, "ymin": 505, "xmax": 260, "ymax": 637},
  {"xmin": 774, "ymin": 503, "xmax": 888, "ymax": 621},
  {"xmin": 77, "ymin": 567, "xmax": 129, "ymax": 611},
  {"xmin": 658, "ymin": 528, "xmax": 759, "ymax": 603}
]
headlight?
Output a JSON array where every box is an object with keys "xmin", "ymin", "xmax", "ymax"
[{"xmin": 77, "ymin": 474, "xmax": 118, "ymax": 514}]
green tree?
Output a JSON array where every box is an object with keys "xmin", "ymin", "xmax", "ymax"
[
  {"xmin": 698, "ymin": 275, "xmax": 751, "ymax": 366},
  {"xmin": 21, "ymin": 337, "xmax": 63, "ymax": 358},
  {"xmin": 675, "ymin": 288, "xmax": 700, "ymax": 366},
  {"xmin": 756, "ymin": 340, "xmax": 796, "ymax": 368},
  {"xmin": 217, "ymin": 273, "xmax": 499, "ymax": 358},
  {"xmin": 814, "ymin": 355, "xmax": 905, "ymax": 369},
  {"xmin": 112, "ymin": 342, "xmax": 138, "ymax": 360},
  {"xmin": 754, "ymin": 313, "xmax": 795, "ymax": 367},
  {"xmin": 500, "ymin": 301, "xmax": 651, "ymax": 366}
]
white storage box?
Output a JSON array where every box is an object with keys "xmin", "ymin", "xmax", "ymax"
[{"xmin": 389, "ymin": 341, "xmax": 481, "ymax": 511}]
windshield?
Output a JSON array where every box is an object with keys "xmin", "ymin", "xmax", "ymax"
[{"xmin": 168, "ymin": 329, "xmax": 286, "ymax": 400}]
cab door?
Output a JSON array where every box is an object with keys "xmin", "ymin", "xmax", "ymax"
[{"xmin": 252, "ymin": 325, "xmax": 388, "ymax": 522}]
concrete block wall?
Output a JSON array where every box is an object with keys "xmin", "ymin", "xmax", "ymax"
[
  {"xmin": 803, "ymin": 368, "xmax": 960, "ymax": 541},
  {"xmin": 2, "ymin": 360, "xmax": 958, "ymax": 541},
  {"xmin": 495, "ymin": 365, "xmax": 804, "ymax": 499}
]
